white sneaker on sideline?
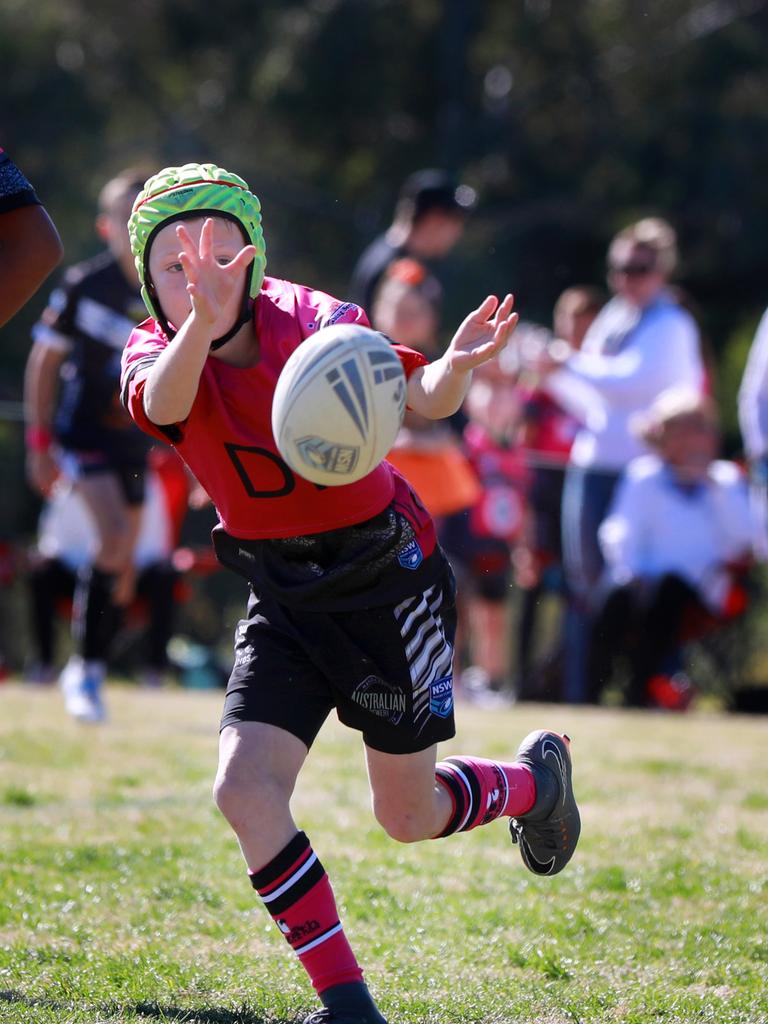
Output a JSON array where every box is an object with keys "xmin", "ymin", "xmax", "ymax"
[{"xmin": 60, "ymin": 657, "xmax": 107, "ymax": 723}]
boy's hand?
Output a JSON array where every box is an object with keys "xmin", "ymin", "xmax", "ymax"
[
  {"xmin": 175, "ymin": 219, "xmax": 257, "ymax": 336},
  {"xmin": 445, "ymin": 294, "xmax": 518, "ymax": 373}
]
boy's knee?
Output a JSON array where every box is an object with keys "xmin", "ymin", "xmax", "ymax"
[
  {"xmin": 212, "ymin": 767, "xmax": 289, "ymax": 833},
  {"xmin": 373, "ymin": 801, "xmax": 430, "ymax": 844},
  {"xmin": 212, "ymin": 770, "xmax": 249, "ymax": 825}
]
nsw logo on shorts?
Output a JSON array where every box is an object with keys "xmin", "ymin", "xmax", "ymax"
[
  {"xmin": 429, "ymin": 675, "xmax": 454, "ymax": 718},
  {"xmin": 398, "ymin": 539, "xmax": 423, "ymax": 570}
]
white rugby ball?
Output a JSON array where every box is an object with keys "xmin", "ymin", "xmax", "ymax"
[{"xmin": 271, "ymin": 323, "xmax": 407, "ymax": 486}]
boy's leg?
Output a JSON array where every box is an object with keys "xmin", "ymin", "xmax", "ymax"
[
  {"xmin": 214, "ymin": 722, "xmax": 386, "ymax": 1024},
  {"xmin": 63, "ymin": 469, "xmax": 142, "ymax": 721},
  {"xmin": 365, "ymin": 731, "xmax": 580, "ymax": 876}
]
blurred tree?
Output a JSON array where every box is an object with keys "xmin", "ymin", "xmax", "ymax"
[{"xmin": 1, "ymin": 0, "xmax": 767, "ymax": 419}]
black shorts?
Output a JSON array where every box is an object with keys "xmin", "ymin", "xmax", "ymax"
[
  {"xmin": 220, "ymin": 567, "xmax": 458, "ymax": 754},
  {"xmin": 61, "ymin": 450, "xmax": 147, "ymax": 506}
]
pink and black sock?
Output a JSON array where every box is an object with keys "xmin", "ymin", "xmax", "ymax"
[
  {"xmin": 249, "ymin": 831, "xmax": 363, "ymax": 994},
  {"xmin": 434, "ymin": 756, "xmax": 536, "ymax": 837}
]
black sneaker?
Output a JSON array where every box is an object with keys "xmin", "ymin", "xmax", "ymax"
[
  {"xmin": 302, "ymin": 1013, "xmax": 388, "ymax": 1024},
  {"xmin": 303, "ymin": 983, "xmax": 388, "ymax": 1024},
  {"xmin": 509, "ymin": 730, "xmax": 580, "ymax": 876}
]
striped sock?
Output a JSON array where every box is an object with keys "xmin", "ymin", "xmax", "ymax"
[
  {"xmin": 434, "ymin": 756, "xmax": 536, "ymax": 837},
  {"xmin": 249, "ymin": 831, "xmax": 363, "ymax": 994}
]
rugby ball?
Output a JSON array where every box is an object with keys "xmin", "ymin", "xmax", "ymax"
[{"xmin": 271, "ymin": 323, "xmax": 407, "ymax": 486}]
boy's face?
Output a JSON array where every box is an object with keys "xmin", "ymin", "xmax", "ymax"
[{"xmin": 147, "ymin": 216, "xmax": 245, "ymax": 333}]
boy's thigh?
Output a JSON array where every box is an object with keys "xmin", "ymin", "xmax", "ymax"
[
  {"xmin": 218, "ymin": 720, "xmax": 309, "ymax": 788},
  {"xmin": 221, "ymin": 601, "xmax": 336, "ymax": 750},
  {"xmin": 222, "ymin": 570, "xmax": 458, "ymax": 756},
  {"xmin": 322, "ymin": 575, "xmax": 458, "ymax": 754}
]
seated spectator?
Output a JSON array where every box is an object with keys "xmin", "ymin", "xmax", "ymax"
[
  {"xmin": 25, "ymin": 457, "xmax": 183, "ymax": 691},
  {"xmin": 589, "ymin": 388, "xmax": 752, "ymax": 708}
]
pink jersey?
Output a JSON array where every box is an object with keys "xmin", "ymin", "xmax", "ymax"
[{"xmin": 121, "ymin": 277, "xmax": 429, "ymax": 541}]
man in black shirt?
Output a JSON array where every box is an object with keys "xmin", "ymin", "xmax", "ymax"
[{"xmin": 349, "ymin": 168, "xmax": 475, "ymax": 321}]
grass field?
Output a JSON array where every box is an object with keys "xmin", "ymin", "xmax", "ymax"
[{"xmin": 1, "ymin": 681, "xmax": 767, "ymax": 1024}]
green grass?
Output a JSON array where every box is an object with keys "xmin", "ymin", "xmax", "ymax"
[{"xmin": 1, "ymin": 682, "xmax": 767, "ymax": 1024}]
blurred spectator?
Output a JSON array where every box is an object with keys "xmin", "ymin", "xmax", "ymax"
[
  {"xmin": 0, "ymin": 147, "xmax": 63, "ymax": 326},
  {"xmin": 552, "ymin": 285, "xmax": 607, "ymax": 351},
  {"xmin": 440, "ymin": 346, "xmax": 528, "ymax": 701},
  {"xmin": 512, "ymin": 288, "xmax": 605, "ymax": 700},
  {"xmin": 23, "ymin": 167, "xmax": 152, "ymax": 722},
  {"xmin": 541, "ymin": 217, "xmax": 706, "ymax": 701},
  {"xmin": 376, "ymin": 259, "xmax": 481, "ymax": 519},
  {"xmin": 350, "ymin": 168, "xmax": 475, "ymax": 317},
  {"xmin": 590, "ymin": 389, "xmax": 752, "ymax": 708},
  {"xmin": 25, "ymin": 458, "xmax": 180, "ymax": 689},
  {"xmin": 738, "ymin": 305, "xmax": 768, "ymax": 559}
]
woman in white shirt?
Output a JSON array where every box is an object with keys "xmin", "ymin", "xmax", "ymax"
[
  {"xmin": 542, "ymin": 218, "xmax": 705, "ymax": 701},
  {"xmin": 589, "ymin": 388, "xmax": 752, "ymax": 706}
]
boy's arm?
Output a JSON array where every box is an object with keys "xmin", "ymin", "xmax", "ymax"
[
  {"xmin": 406, "ymin": 294, "xmax": 517, "ymax": 419},
  {"xmin": 0, "ymin": 204, "xmax": 63, "ymax": 326},
  {"xmin": 141, "ymin": 316, "xmax": 212, "ymax": 425}
]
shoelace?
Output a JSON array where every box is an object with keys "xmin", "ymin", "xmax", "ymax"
[{"xmin": 510, "ymin": 815, "xmax": 560, "ymax": 853}]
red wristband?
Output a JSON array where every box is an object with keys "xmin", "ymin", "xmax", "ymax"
[{"xmin": 26, "ymin": 426, "xmax": 53, "ymax": 452}]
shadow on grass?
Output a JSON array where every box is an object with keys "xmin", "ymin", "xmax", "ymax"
[
  {"xmin": 133, "ymin": 1002, "xmax": 279, "ymax": 1023},
  {"xmin": 0, "ymin": 990, "xmax": 290, "ymax": 1023}
]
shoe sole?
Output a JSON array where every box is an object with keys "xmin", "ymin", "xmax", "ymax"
[{"xmin": 511, "ymin": 730, "xmax": 580, "ymax": 875}]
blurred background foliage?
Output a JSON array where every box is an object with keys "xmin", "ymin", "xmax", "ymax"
[{"xmin": 2, "ymin": 0, "xmax": 768, "ymax": 435}]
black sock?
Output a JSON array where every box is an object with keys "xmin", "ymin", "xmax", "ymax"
[{"xmin": 73, "ymin": 566, "xmax": 116, "ymax": 661}]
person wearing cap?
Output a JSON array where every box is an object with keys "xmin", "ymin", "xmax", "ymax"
[
  {"xmin": 349, "ymin": 168, "xmax": 475, "ymax": 319},
  {"xmin": 589, "ymin": 388, "xmax": 752, "ymax": 707},
  {"xmin": 120, "ymin": 162, "xmax": 580, "ymax": 1024},
  {"xmin": 0, "ymin": 147, "xmax": 62, "ymax": 326}
]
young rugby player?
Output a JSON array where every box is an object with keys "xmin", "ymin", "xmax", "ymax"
[{"xmin": 120, "ymin": 163, "xmax": 581, "ymax": 1024}]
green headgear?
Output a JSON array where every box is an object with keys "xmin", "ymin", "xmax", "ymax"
[{"xmin": 128, "ymin": 162, "xmax": 267, "ymax": 347}]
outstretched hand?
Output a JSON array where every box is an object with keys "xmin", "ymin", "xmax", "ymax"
[
  {"xmin": 445, "ymin": 294, "xmax": 518, "ymax": 372},
  {"xmin": 175, "ymin": 219, "xmax": 257, "ymax": 335}
]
